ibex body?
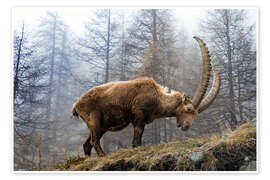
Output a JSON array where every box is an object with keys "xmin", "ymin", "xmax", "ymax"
[{"xmin": 72, "ymin": 37, "xmax": 221, "ymax": 157}]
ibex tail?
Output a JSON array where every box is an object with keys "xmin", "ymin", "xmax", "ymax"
[{"xmin": 71, "ymin": 103, "xmax": 79, "ymax": 120}]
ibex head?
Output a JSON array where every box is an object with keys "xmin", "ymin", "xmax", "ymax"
[{"xmin": 174, "ymin": 37, "xmax": 221, "ymax": 131}]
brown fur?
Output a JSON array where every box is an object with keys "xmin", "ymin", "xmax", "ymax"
[{"xmin": 72, "ymin": 77, "xmax": 197, "ymax": 157}]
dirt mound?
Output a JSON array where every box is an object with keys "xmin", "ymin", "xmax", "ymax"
[{"xmin": 55, "ymin": 122, "xmax": 256, "ymax": 171}]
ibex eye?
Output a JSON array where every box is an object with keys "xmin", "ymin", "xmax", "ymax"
[{"xmin": 186, "ymin": 107, "xmax": 193, "ymax": 113}]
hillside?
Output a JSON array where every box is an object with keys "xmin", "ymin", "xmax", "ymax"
[{"xmin": 55, "ymin": 122, "xmax": 256, "ymax": 171}]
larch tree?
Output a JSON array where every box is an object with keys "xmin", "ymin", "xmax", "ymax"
[
  {"xmin": 200, "ymin": 9, "xmax": 256, "ymax": 130},
  {"xmin": 13, "ymin": 23, "xmax": 48, "ymax": 170},
  {"xmin": 76, "ymin": 9, "xmax": 121, "ymax": 153}
]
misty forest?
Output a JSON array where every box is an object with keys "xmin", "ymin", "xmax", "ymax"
[{"xmin": 13, "ymin": 9, "xmax": 256, "ymax": 171}]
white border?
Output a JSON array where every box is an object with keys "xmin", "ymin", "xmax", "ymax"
[
  {"xmin": 10, "ymin": 6, "xmax": 259, "ymax": 175},
  {"xmin": 3, "ymin": 0, "xmax": 268, "ymax": 179}
]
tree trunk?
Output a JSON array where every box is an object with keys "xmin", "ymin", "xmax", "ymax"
[
  {"xmin": 42, "ymin": 14, "xmax": 57, "ymax": 159},
  {"xmin": 164, "ymin": 119, "xmax": 167, "ymax": 142},
  {"xmin": 152, "ymin": 9, "xmax": 157, "ymax": 42},
  {"xmin": 225, "ymin": 10, "xmax": 237, "ymax": 130},
  {"xmin": 120, "ymin": 12, "xmax": 127, "ymax": 81},
  {"xmin": 14, "ymin": 23, "xmax": 24, "ymax": 100},
  {"xmin": 103, "ymin": 9, "xmax": 111, "ymax": 153},
  {"xmin": 47, "ymin": 14, "xmax": 57, "ymax": 120},
  {"xmin": 105, "ymin": 9, "xmax": 111, "ymax": 83},
  {"xmin": 151, "ymin": 9, "xmax": 161, "ymax": 144},
  {"xmin": 53, "ymin": 32, "xmax": 67, "ymax": 144}
]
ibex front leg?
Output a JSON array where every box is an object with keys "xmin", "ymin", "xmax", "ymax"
[{"xmin": 132, "ymin": 109, "xmax": 145, "ymax": 147}]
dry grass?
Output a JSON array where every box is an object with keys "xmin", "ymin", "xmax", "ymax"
[{"xmin": 55, "ymin": 122, "xmax": 256, "ymax": 171}]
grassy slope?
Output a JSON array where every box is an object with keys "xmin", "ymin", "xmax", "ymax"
[{"xmin": 55, "ymin": 122, "xmax": 256, "ymax": 171}]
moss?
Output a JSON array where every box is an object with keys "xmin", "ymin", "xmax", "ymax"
[
  {"xmin": 176, "ymin": 142, "xmax": 198, "ymax": 154},
  {"xmin": 247, "ymin": 131, "xmax": 256, "ymax": 138},
  {"xmin": 183, "ymin": 143, "xmax": 196, "ymax": 149},
  {"xmin": 55, "ymin": 155, "xmax": 85, "ymax": 170},
  {"xmin": 219, "ymin": 141, "xmax": 227, "ymax": 148},
  {"xmin": 54, "ymin": 163, "xmax": 68, "ymax": 170},
  {"xmin": 76, "ymin": 158, "xmax": 99, "ymax": 171}
]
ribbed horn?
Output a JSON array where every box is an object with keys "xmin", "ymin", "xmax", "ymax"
[
  {"xmin": 192, "ymin": 36, "xmax": 212, "ymax": 108},
  {"xmin": 198, "ymin": 67, "xmax": 221, "ymax": 113}
]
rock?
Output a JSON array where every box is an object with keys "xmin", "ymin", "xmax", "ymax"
[
  {"xmin": 239, "ymin": 161, "xmax": 256, "ymax": 171},
  {"xmin": 134, "ymin": 162, "xmax": 149, "ymax": 171},
  {"xmin": 99, "ymin": 159, "xmax": 135, "ymax": 171},
  {"xmin": 250, "ymin": 121, "xmax": 256, "ymax": 128},
  {"xmin": 244, "ymin": 156, "xmax": 249, "ymax": 161},
  {"xmin": 222, "ymin": 135, "xmax": 229, "ymax": 139},
  {"xmin": 176, "ymin": 156, "xmax": 195, "ymax": 171},
  {"xmin": 188, "ymin": 152, "xmax": 204, "ymax": 165},
  {"xmin": 150, "ymin": 154, "xmax": 178, "ymax": 171}
]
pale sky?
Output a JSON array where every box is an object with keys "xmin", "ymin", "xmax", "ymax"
[
  {"xmin": 12, "ymin": 7, "xmax": 257, "ymax": 37},
  {"xmin": 12, "ymin": 7, "xmax": 207, "ymax": 36}
]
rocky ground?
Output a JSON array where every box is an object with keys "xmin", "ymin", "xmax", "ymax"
[{"xmin": 55, "ymin": 122, "xmax": 256, "ymax": 171}]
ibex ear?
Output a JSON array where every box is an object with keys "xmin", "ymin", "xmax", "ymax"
[{"xmin": 182, "ymin": 93, "xmax": 186, "ymax": 103}]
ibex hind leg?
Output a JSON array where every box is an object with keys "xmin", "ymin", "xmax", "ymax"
[
  {"xmin": 87, "ymin": 111, "xmax": 106, "ymax": 157},
  {"xmin": 90, "ymin": 129, "xmax": 106, "ymax": 157},
  {"xmin": 83, "ymin": 134, "xmax": 92, "ymax": 156}
]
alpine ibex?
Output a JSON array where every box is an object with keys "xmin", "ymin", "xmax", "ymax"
[{"xmin": 72, "ymin": 37, "xmax": 221, "ymax": 157}]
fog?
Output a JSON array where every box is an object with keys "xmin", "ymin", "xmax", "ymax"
[{"xmin": 12, "ymin": 8, "xmax": 257, "ymax": 170}]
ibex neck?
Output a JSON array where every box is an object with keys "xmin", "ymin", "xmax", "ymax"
[{"xmin": 156, "ymin": 91, "xmax": 182, "ymax": 118}]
